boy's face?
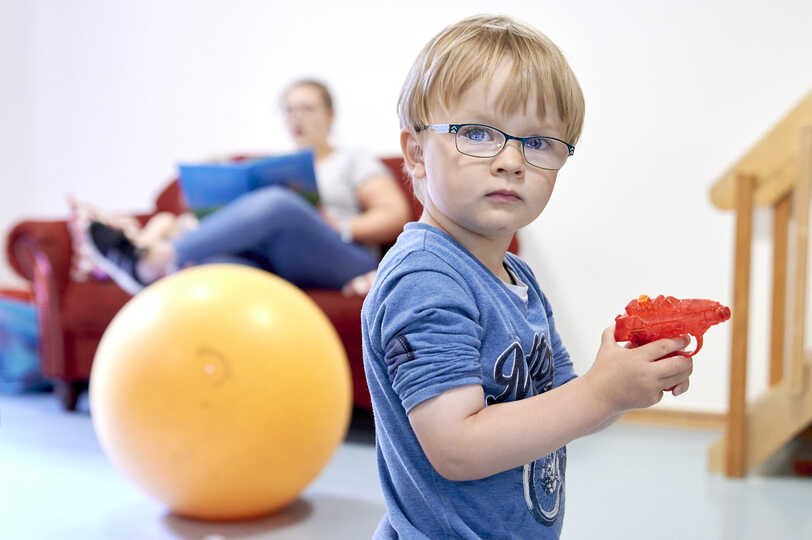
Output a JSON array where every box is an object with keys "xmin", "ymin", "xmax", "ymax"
[{"xmin": 410, "ymin": 61, "xmax": 564, "ymax": 244}]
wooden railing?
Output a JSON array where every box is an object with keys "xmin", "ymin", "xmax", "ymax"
[{"xmin": 709, "ymin": 91, "xmax": 811, "ymax": 477}]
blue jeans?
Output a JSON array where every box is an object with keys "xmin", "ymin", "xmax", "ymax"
[{"xmin": 173, "ymin": 186, "xmax": 378, "ymax": 289}]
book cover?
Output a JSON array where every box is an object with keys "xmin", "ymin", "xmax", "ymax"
[{"xmin": 178, "ymin": 149, "xmax": 318, "ymax": 218}]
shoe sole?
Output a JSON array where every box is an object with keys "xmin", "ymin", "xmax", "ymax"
[{"xmin": 85, "ymin": 230, "xmax": 145, "ymax": 295}]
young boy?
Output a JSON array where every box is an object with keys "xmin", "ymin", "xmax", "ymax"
[{"xmin": 361, "ymin": 14, "xmax": 694, "ymax": 539}]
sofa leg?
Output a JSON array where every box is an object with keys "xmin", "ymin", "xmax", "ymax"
[{"xmin": 55, "ymin": 381, "xmax": 85, "ymax": 411}]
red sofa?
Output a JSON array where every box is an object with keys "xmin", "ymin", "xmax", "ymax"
[{"xmin": 6, "ymin": 156, "xmax": 518, "ymax": 411}]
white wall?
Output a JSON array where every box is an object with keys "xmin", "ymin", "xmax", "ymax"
[
  {"xmin": 1, "ymin": 0, "xmax": 35, "ymax": 288},
  {"xmin": 3, "ymin": 0, "xmax": 811, "ymax": 412}
]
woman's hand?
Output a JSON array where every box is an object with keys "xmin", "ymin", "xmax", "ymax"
[
  {"xmin": 318, "ymin": 206, "xmax": 341, "ymax": 232},
  {"xmin": 342, "ymin": 270, "xmax": 377, "ymax": 296}
]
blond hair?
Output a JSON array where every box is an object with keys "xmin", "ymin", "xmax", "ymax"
[{"xmin": 398, "ymin": 14, "xmax": 584, "ymax": 144}]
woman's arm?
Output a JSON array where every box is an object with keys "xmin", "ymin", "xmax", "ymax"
[{"xmin": 346, "ymin": 174, "xmax": 412, "ymax": 245}]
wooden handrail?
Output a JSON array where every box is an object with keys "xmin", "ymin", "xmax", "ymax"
[{"xmin": 710, "ymin": 91, "xmax": 812, "ymax": 211}]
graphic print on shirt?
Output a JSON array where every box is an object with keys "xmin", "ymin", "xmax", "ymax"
[{"xmin": 485, "ymin": 332, "xmax": 565, "ymax": 527}]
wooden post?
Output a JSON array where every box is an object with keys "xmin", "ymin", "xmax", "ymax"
[
  {"xmin": 726, "ymin": 173, "xmax": 755, "ymax": 478},
  {"xmin": 790, "ymin": 127, "xmax": 811, "ymax": 395},
  {"xmin": 770, "ymin": 192, "xmax": 791, "ymax": 387}
]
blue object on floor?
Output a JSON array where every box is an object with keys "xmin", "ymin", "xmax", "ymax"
[{"xmin": 0, "ymin": 296, "xmax": 50, "ymax": 393}]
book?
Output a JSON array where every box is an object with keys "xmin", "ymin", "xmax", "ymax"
[{"xmin": 178, "ymin": 149, "xmax": 318, "ymax": 218}]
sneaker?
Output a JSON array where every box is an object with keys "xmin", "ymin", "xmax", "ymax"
[{"xmin": 86, "ymin": 221, "xmax": 147, "ymax": 294}]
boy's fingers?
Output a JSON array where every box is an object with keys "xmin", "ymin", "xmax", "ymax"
[
  {"xmin": 636, "ymin": 335, "xmax": 690, "ymax": 361},
  {"xmin": 661, "ymin": 372, "xmax": 691, "ymax": 391},
  {"xmin": 652, "ymin": 354, "xmax": 693, "ymax": 381},
  {"xmin": 671, "ymin": 379, "xmax": 690, "ymax": 396}
]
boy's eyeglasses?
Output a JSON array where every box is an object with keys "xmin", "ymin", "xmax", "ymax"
[{"xmin": 421, "ymin": 123, "xmax": 574, "ymax": 171}]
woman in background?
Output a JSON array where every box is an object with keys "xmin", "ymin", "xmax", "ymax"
[{"xmin": 88, "ymin": 80, "xmax": 411, "ymax": 295}]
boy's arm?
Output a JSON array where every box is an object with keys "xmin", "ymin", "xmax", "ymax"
[
  {"xmin": 409, "ymin": 377, "xmax": 610, "ymax": 481},
  {"xmin": 408, "ymin": 327, "xmax": 692, "ymax": 481},
  {"xmin": 589, "ymin": 412, "xmax": 624, "ymax": 433}
]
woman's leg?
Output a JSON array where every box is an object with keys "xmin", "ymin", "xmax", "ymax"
[
  {"xmin": 191, "ymin": 254, "xmax": 264, "ymax": 270},
  {"xmin": 172, "ymin": 186, "xmax": 377, "ymax": 289},
  {"xmin": 134, "ymin": 212, "xmax": 189, "ymax": 248}
]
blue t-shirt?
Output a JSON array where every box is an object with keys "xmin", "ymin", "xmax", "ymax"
[{"xmin": 362, "ymin": 223, "xmax": 578, "ymax": 539}]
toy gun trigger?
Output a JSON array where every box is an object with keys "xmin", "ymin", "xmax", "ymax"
[{"xmin": 673, "ymin": 334, "xmax": 703, "ymax": 358}]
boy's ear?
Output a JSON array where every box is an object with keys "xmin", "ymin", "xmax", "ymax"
[{"xmin": 400, "ymin": 128, "xmax": 426, "ymax": 179}]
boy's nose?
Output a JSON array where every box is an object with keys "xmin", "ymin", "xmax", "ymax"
[{"xmin": 492, "ymin": 140, "xmax": 524, "ymax": 176}]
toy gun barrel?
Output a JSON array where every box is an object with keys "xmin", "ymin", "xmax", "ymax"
[{"xmin": 613, "ymin": 295, "xmax": 731, "ymax": 356}]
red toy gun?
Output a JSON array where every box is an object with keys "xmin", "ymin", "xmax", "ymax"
[{"xmin": 614, "ymin": 294, "xmax": 731, "ymax": 357}]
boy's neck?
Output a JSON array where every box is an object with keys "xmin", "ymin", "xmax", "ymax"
[{"xmin": 419, "ymin": 211, "xmax": 514, "ymax": 284}]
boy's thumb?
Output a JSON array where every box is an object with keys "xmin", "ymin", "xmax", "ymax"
[{"xmin": 601, "ymin": 325, "xmax": 617, "ymax": 347}]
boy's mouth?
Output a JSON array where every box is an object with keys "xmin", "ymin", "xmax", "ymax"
[{"xmin": 485, "ymin": 189, "xmax": 522, "ymax": 202}]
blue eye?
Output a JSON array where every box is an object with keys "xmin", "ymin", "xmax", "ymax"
[
  {"xmin": 525, "ymin": 137, "xmax": 550, "ymax": 151},
  {"xmin": 459, "ymin": 126, "xmax": 494, "ymax": 143}
]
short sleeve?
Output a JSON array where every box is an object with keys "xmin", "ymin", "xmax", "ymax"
[
  {"xmin": 377, "ymin": 260, "xmax": 483, "ymax": 412},
  {"xmin": 350, "ymin": 150, "xmax": 391, "ymax": 190}
]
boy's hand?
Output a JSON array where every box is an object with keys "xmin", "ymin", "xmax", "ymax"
[{"xmin": 584, "ymin": 325, "xmax": 693, "ymax": 413}]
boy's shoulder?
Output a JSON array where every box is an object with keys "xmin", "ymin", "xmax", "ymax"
[
  {"xmin": 376, "ymin": 223, "xmax": 471, "ymax": 282},
  {"xmin": 364, "ymin": 224, "xmax": 480, "ymax": 314},
  {"xmin": 375, "ymin": 224, "xmax": 541, "ymax": 293}
]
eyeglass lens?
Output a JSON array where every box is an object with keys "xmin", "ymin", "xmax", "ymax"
[{"xmin": 455, "ymin": 124, "xmax": 569, "ymax": 169}]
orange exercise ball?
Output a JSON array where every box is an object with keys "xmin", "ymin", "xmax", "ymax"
[{"xmin": 90, "ymin": 264, "xmax": 352, "ymax": 520}]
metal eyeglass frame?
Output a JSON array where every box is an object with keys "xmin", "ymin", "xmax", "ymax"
[{"xmin": 421, "ymin": 123, "xmax": 575, "ymax": 171}]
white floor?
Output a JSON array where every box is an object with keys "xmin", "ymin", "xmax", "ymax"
[{"xmin": 1, "ymin": 391, "xmax": 810, "ymax": 540}]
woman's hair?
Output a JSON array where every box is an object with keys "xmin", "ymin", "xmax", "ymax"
[
  {"xmin": 284, "ymin": 79, "xmax": 335, "ymax": 115},
  {"xmin": 398, "ymin": 14, "xmax": 585, "ymax": 145}
]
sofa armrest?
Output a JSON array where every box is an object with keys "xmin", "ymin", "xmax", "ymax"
[
  {"xmin": 9, "ymin": 235, "xmax": 66, "ymax": 377},
  {"xmin": 7, "ymin": 220, "xmax": 72, "ymax": 293},
  {"xmin": 6, "ymin": 212, "xmax": 162, "ymax": 283}
]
